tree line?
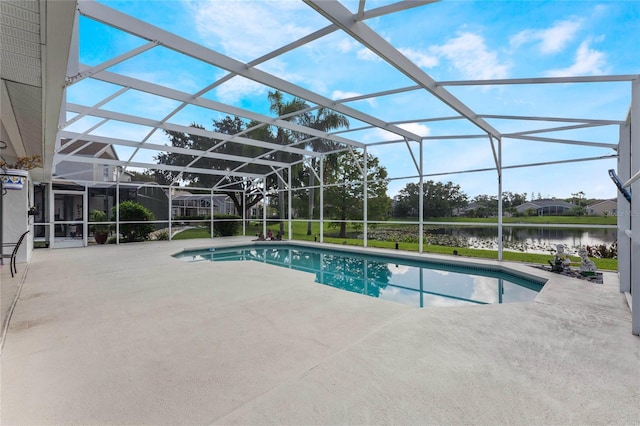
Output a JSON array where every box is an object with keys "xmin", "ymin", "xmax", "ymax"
[
  {"xmin": 139, "ymin": 91, "xmax": 594, "ymax": 235},
  {"xmin": 151, "ymin": 90, "xmax": 388, "ymax": 238}
]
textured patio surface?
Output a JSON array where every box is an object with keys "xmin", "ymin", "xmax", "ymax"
[{"xmin": 1, "ymin": 237, "xmax": 638, "ymax": 425}]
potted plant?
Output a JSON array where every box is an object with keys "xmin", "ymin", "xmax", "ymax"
[
  {"xmin": 0, "ymin": 155, "xmax": 41, "ymax": 190},
  {"xmin": 90, "ymin": 209, "xmax": 109, "ymax": 244}
]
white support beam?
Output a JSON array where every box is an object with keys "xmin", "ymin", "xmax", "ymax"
[
  {"xmin": 57, "ymin": 130, "xmax": 292, "ymax": 170},
  {"xmin": 334, "ymin": 84, "xmax": 422, "ymax": 104},
  {"xmin": 62, "ymin": 86, "xmax": 129, "ymax": 129},
  {"xmin": 168, "ymin": 188, "xmax": 173, "ymax": 241},
  {"xmin": 506, "ymin": 134, "xmax": 617, "ymax": 149},
  {"xmin": 54, "ymin": 118, "xmax": 110, "ymax": 165},
  {"xmin": 288, "ymin": 166, "xmax": 292, "ymax": 240},
  {"xmin": 58, "ymin": 155, "xmax": 264, "ymax": 180},
  {"xmin": 419, "ymin": 154, "xmax": 617, "ymax": 178},
  {"xmin": 496, "ymin": 137, "xmax": 503, "ymax": 261},
  {"xmin": 65, "ymin": 104, "xmax": 321, "ymax": 159},
  {"xmin": 505, "ymin": 122, "xmax": 612, "ymax": 137},
  {"xmin": 419, "ymin": 140, "xmax": 424, "ymax": 253},
  {"xmin": 358, "ymin": 0, "xmax": 438, "ymax": 20},
  {"xmin": 479, "ymin": 114, "xmax": 624, "ymax": 125},
  {"xmin": 347, "ymin": 146, "xmax": 365, "ymax": 176},
  {"xmin": 304, "ymin": 0, "xmax": 501, "ymax": 140},
  {"xmin": 617, "ymin": 119, "xmax": 631, "ymax": 295},
  {"xmin": 364, "ymin": 132, "xmax": 483, "ymax": 147},
  {"xmin": 77, "ymin": 1, "xmax": 423, "ymax": 143},
  {"xmin": 357, "ymin": 0, "xmax": 365, "ymax": 18},
  {"xmin": 320, "ymin": 156, "xmax": 324, "ymax": 243},
  {"xmin": 65, "ymin": 41, "xmax": 158, "ymax": 86},
  {"xmin": 242, "ymin": 189, "xmax": 246, "ymax": 236},
  {"xmin": 269, "ymin": 165, "xmax": 289, "ymax": 189},
  {"xmin": 262, "ymin": 180, "xmax": 267, "ymax": 238},
  {"xmin": 623, "ymin": 169, "xmax": 640, "ymax": 187},
  {"xmin": 89, "ymin": 70, "xmax": 358, "ymax": 152},
  {"xmin": 630, "ymin": 78, "xmax": 640, "ymax": 336},
  {"xmin": 489, "ymin": 135, "xmax": 500, "ymax": 170},
  {"xmin": 363, "ymin": 146, "xmax": 368, "ymax": 247},
  {"xmin": 403, "ymin": 137, "xmax": 421, "ymax": 174},
  {"xmin": 438, "ymin": 74, "xmax": 640, "ymax": 86}
]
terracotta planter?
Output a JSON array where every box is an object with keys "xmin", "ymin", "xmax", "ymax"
[
  {"xmin": 0, "ymin": 169, "xmax": 28, "ymax": 190},
  {"xmin": 94, "ymin": 232, "xmax": 108, "ymax": 245}
]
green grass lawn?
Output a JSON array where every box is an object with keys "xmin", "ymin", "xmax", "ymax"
[
  {"xmin": 395, "ymin": 216, "xmax": 617, "ymax": 225},
  {"xmin": 171, "ymin": 227, "xmax": 211, "ymax": 240},
  {"xmin": 170, "ymin": 220, "xmax": 618, "ymax": 270}
]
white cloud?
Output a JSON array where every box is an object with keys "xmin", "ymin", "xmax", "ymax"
[
  {"xmin": 470, "ymin": 276, "xmax": 498, "ymax": 304},
  {"xmin": 356, "ymin": 47, "xmax": 381, "ymax": 62},
  {"xmin": 388, "ymin": 264, "xmax": 410, "ymax": 275},
  {"xmin": 187, "ymin": 1, "xmax": 315, "ymax": 61},
  {"xmin": 510, "ymin": 19, "xmax": 582, "ymax": 54},
  {"xmin": 398, "ymin": 123, "xmax": 431, "ymax": 137},
  {"xmin": 399, "ymin": 47, "xmax": 439, "ymax": 69},
  {"xmin": 367, "ymin": 123, "xmax": 431, "ymax": 143},
  {"xmin": 423, "ymin": 296, "xmax": 469, "ymax": 308},
  {"xmin": 431, "ymin": 32, "xmax": 510, "ymax": 80},
  {"xmin": 365, "ymin": 128, "xmax": 405, "ymax": 143},
  {"xmin": 214, "ymin": 75, "xmax": 268, "ymax": 103},
  {"xmin": 379, "ymin": 286, "xmax": 421, "ymax": 306},
  {"xmin": 332, "ymin": 90, "xmax": 363, "ymax": 101},
  {"xmin": 545, "ymin": 40, "xmax": 608, "ymax": 77},
  {"xmin": 336, "ymin": 38, "xmax": 360, "ymax": 54}
]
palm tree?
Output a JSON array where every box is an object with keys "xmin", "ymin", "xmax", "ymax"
[
  {"xmin": 300, "ymin": 108, "xmax": 349, "ymax": 235},
  {"xmin": 268, "ymin": 91, "xmax": 308, "ymax": 235}
]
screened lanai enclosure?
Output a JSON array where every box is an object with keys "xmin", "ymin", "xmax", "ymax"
[{"xmin": 1, "ymin": 0, "xmax": 638, "ymax": 334}]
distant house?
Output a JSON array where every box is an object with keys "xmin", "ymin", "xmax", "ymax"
[
  {"xmin": 586, "ymin": 199, "xmax": 617, "ymax": 216},
  {"xmin": 56, "ymin": 139, "xmax": 123, "ymax": 182},
  {"xmin": 515, "ymin": 199, "xmax": 575, "ymax": 216},
  {"xmin": 171, "ymin": 193, "xmax": 237, "ymax": 217},
  {"xmin": 453, "ymin": 202, "xmax": 487, "ymax": 216}
]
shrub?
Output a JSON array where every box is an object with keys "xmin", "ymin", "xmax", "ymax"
[
  {"xmin": 173, "ymin": 215, "xmax": 207, "ymax": 221},
  {"xmin": 213, "ymin": 214, "xmax": 240, "ymax": 236},
  {"xmin": 155, "ymin": 230, "xmax": 170, "ymax": 240},
  {"xmin": 90, "ymin": 209, "xmax": 110, "ymax": 234},
  {"xmin": 112, "ymin": 201, "xmax": 155, "ymax": 242}
]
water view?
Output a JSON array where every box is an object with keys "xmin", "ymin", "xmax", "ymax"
[{"xmin": 366, "ymin": 225, "xmax": 617, "ymax": 255}]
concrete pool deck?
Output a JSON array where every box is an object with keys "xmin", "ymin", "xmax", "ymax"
[{"xmin": 1, "ymin": 237, "xmax": 638, "ymax": 424}]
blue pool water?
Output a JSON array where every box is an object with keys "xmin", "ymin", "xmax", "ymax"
[{"xmin": 174, "ymin": 245, "xmax": 545, "ymax": 308}]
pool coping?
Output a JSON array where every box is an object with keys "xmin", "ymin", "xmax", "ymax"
[
  {"xmin": 171, "ymin": 238, "xmax": 628, "ymax": 314},
  {"xmin": 172, "ymin": 239, "xmax": 560, "ymax": 288}
]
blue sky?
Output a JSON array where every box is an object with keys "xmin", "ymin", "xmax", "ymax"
[{"xmin": 67, "ymin": 0, "xmax": 640, "ymax": 200}]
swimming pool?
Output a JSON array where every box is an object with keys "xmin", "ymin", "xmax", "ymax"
[{"xmin": 174, "ymin": 244, "xmax": 545, "ymax": 308}]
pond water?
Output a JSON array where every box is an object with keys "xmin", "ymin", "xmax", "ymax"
[
  {"xmin": 366, "ymin": 225, "xmax": 617, "ymax": 255},
  {"xmin": 432, "ymin": 226, "xmax": 617, "ymax": 254}
]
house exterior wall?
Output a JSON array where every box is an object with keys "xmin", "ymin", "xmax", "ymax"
[
  {"xmin": 171, "ymin": 195, "xmax": 236, "ymax": 217},
  {"xmin": 55, "ymin": 160, "xmax": 121, "ymax": 183},
  {"xmin": 586, "ymin": 200, "xmax": 617, "ymax": 215},
  {"xmin": 515, "ymin": 200, "xmax": 574, "ymax": 216}
]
